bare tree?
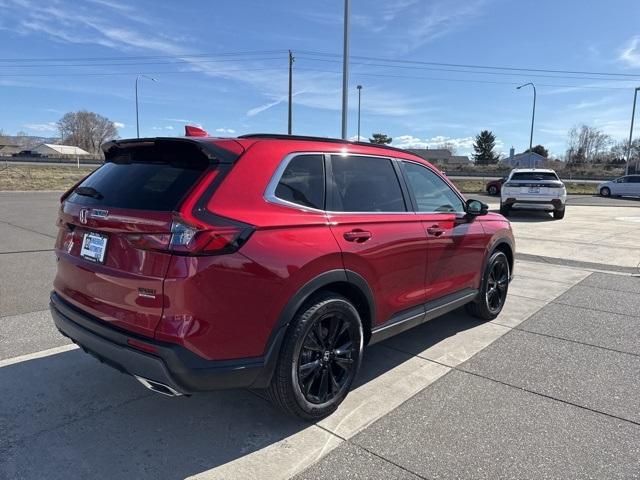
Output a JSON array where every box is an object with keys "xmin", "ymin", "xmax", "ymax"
[
  {"xmin": 566, "ymin": 125, "xmax": 611, "ymax": 163},
  {"xmin": 57, "ymin": 110, "xmax": 118, "ymax": 154},
  {"xmin": 436, "ymin": 141, "xmax": 457, "ymax": 155}
]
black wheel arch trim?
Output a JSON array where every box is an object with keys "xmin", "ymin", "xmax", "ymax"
[
  {"xmin": 487, "ymin": 236, "xmax": 515, "ymax": 276},
  {"xmin": 258, "ymin": 269, "xmax": 376, "ymax": 387}
]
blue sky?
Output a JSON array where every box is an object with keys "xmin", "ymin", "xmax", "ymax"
[{"xmin": 1, "ymin": 0, "xmax": 639, "ymax": 156}]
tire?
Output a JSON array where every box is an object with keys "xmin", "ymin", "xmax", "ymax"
[
  {"xmin": 499, "ymin": 203, "xmax": 510, "ymax": 216},
  {"xmin": 488, "ymin": 185, "xmax": 498, "ymax": 196},
  {"xmin": 466, "ymin": 251, "xmax": 510, "ymax": 321},
  {"xmin": 600, "ymin": 187, "xmax": 611, "ymax": 197},
  {"xmin": 268, "ymin": 292, "xmax": 364, "ymax": 421},
  {"xmin": 553, "ymin": 208, "xmax": 565, "ymax": 220}
]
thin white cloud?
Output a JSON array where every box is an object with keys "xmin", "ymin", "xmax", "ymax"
[
  {"xmin": 246, "ymin": 97, "xmax": 288, "ymax": 117},
  {"xmin": 113, "ymin": 121, "xmax": 125, "ymax": 128},
  {"xmin": 86, "ymin": 0, "xmax": 133, "ymax": 12},
  {"xmin": 618, "ymin": 35, "xmax": 640, "ymax": 68},
  {"xmin": 215, "ymin": 128, "xmax": 236, "ymax": 134},
  {"xmin": 151, "ymin": 126, "xmax": 174, "ymax": 131},
  {"xmin": 23, "ymin": 122, "xmax": 57, "ymax": 132},
  {"xmin": 392, "ymin": 134, "xmax": 504, "ymax": 156}
]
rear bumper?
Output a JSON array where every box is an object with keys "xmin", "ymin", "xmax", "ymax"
[
  {"xmin": 502, "ymin": 198, "xmax": 565, "ymax": 210},
  {"xmin": 50, "ymin": 292, "xmax": 280, "ymax": 393}
]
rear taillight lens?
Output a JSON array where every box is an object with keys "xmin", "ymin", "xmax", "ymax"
[{"xmin": 126, "ymin": 215, "xmax": 253, "ymax": 256}]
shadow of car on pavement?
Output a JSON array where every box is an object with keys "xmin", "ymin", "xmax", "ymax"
[{"xmin": 0, "ymin": 308, "xmax": 486, "ymax": 479}]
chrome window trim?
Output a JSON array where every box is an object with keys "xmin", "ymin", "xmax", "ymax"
[{"xmin": 264, "ymin": 151, "xmax": 464, "ymax": 216}]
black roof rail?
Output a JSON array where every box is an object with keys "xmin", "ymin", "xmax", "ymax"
[{"xmin": 237, "ymin": 133, "xmax": 410, "ymax": 155}]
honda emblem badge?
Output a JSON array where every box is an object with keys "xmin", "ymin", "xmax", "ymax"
[{"xmin": 79, "ymin": 208, "xmax": 89, "ymax": 224}]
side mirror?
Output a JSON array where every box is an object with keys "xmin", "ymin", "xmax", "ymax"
[{"xmin": 466, "ymin": 199, "xmax": 489, "ymax": 216}]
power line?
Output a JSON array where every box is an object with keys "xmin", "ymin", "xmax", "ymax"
[
  {"xmin": 0, "ymin": 67, "xmax": 286, "ymax": 78},
  {"xmin": 294, "ymin": 67, "xmax": 635, "ymax": 90},
  {"xmin": 0, "ymin": 50, "xmax": 287, "ymax": 63},
  {"xmin": 296, "ymin": 55, "xmax": 640, "ymax": 83},
  {"xmin": 297, "ymin": 50, "xmax": 640, "ymax": 79},
  {"xmin": 1, "ymin": 56, "xmax": 284, "ymax": 68}
]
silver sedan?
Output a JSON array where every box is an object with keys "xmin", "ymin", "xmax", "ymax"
[{"xmin": 598, "ymin": 175, "xmax": 640, "ymax": 197}]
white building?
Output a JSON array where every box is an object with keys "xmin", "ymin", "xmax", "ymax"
[{"xmin": 33, "ymin": 144, "xmax": 92, "ymax": 157}]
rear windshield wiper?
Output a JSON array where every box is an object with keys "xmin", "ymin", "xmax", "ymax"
[{"xmin": 74, "ymin": 186, "xmax": 103, "ymax": 199}]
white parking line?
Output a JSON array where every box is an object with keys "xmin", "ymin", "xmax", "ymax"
[{"xmin": 0, "ymin": 344, "xmax": 78, "ymax": 367}]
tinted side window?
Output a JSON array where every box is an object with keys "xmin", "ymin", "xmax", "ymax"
[
  {"xmin": 403, "ymin": 162, "xmax": 465, "ymax": 213},
  {"xmin": 629, "ymin": 176, "xmax": 640, "ymax": 183},
  {"xmin": 329, "ymin": 155, "xmax": 406, "ymax": 212},
  {"xmin": 274, "ymin": 154, "xmax": 325, "ymax": 209}
]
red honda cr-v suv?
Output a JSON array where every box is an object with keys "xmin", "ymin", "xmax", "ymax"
[{"xmin": 51, "ymin": 130, "xmax": 514, "ymax": 420}]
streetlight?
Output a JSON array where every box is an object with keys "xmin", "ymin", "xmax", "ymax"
[
  {"xmin": 135, "ymin": 74, "xmax": 157, "ymax": 138},
  {"xmin": 517, "ymin": 82, "xmax": 536, "ymax": 167},
  {"xmin": 356, "ymin": 85, "xmax": 362, "ymax": 141},
  {"xmin": 625, "ymin": 86, "xmax": 640, "ymax": 175},
  {"xmin": 340, "ymin": 0, "xmax": 350, "ymax": 140}
]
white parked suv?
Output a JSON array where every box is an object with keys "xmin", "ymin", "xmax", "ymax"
[{"xmin": 500, "ymin": 168, "xmax": 567, "ymax": 219}]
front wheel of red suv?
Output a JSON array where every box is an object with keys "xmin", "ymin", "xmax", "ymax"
[
  {"xmin": 268, "ymin": 293, "xmax": 363, "ymax": 421},
  {"xmin": 466, "ymin": 251, "xmax": 510, "ymax": 321}
]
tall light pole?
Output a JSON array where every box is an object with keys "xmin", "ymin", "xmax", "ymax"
[
  {"xmin": 341, "ymin": 0, "xmax": 350, "ymax": 140},
  {"xmin": 517, "ymin": 82, "xmax": 536, "ymax": 167},
  {"xmin": 356, "ymin": 85, "xmax": 362, "ymax": 140},
  {"xmin": 135, "ymin": 74, "xmax": 157, "ymax": 138},
  {"xmin": 288, "ymin": 50, "xmax": 294, "ymax": 135},
  {"xmin": 625, "ymin": 86, "xmax": 640, "ymax": 175}
]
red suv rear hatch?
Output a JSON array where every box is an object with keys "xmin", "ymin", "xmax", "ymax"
[{"xmin": 53, "ymin": 138, "xmax": 240, "ymax": 337}]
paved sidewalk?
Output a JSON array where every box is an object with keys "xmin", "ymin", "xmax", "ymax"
[{"xmin": 296, "ymin": 272, "xmax": 640, "ymax": 479}]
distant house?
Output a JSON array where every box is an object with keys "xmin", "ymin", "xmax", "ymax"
[
  {"xmin": 406, "ymin": 148, "xmax": 471, "ymax": 168},
  {"xmin": 501, "ymin": 148, "xmax": 546, "ymax": 168},
  {"xmin": 0, "ymin": 143, "xmax": 22, "ymax": 156},
  {"xmin": 32, "ymin": 144, "xmax": 92, "ymax": 157}
]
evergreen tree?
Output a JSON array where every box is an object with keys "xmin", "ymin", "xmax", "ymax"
[
  {"xmin": 369, "ymin": 133, "xmax": 392, "ymax": 145},
  {"xmin": 472, "ymin": 130, "xmax": 500, "ymax": 165}
]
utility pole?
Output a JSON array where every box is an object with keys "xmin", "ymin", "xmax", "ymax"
[
  {"xmin": 625, "ymin": 87, "xmax": 640, "ymax": 175},
  {"xmin": 288, "ymin": 50, "xmax": 294, "ymax": 135},
  {"xmin": 356, "ymin": 85, "xmax": 362, "ymax": 140},
  {"xmin": 135, "ymin": 74, "xmax": 156, "ymax": 138},
  {"xmin": 341, "ymin": 0, "xmax": 350, "ymax": 140}
]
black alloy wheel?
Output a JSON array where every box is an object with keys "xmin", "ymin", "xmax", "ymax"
[
  {"xmin": 268, "ymin": 293, "xmax": 363, "ymax": 420},
  {"xmin": 297, "ymin": 312, "xmax": 357, "ymax": 404},
  {"xmin": 485, "ymin": 255, "xmax": 509, "ymax": 314},
  {"xmin": 466, "ymin": 250, "xmax": 510, "ymax": 321}
]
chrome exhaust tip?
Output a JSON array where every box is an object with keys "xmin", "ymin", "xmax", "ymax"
[{"xmin": 135, "ymin": 376, "xmax": 183, "ymax": 397}]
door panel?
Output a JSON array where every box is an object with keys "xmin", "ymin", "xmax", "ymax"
[
  {"xmin": 327, "ymin": 154, "xmax": 428, "ymax": 327},
  {"xmin": 329, "ymin": 215, "xmax": 428, "ymax": 326},
  {"xmin": 401, "ymin": 161, "xmax": 487, "ymax": 300},
  {"xmin": 419, "ymin": 213, "xmax": 486, "ymax": 300}
]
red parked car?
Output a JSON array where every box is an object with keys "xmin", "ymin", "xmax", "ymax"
[
  {"xmin": 486, "ymin": 177, "xmax": 506, "ymax": 195},
  {"xmin": 51, "ymin": 130, "xmax": 514, "ymax": 420}
]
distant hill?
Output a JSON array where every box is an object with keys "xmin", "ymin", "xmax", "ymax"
[{"xmin": 0, "ymin": 135, "xmax": 60, "ymax": 148}]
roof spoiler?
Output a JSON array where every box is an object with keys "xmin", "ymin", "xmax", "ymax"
[{"xmin": 101, "ymin": 137, "xmax": 243, "ymax": 164}]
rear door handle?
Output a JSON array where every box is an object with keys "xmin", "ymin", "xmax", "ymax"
[
  {"xmin": 343, "ymin": 229, "xmax": 372, "ymax": 243},
  {"xmin": 427, "ymin": 225, "xmax": 445, "ymax": 237}
]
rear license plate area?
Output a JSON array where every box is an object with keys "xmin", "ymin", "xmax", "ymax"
[{"xmin": 80, "ymin": 232, "xmax": 108, "ymax": 264}]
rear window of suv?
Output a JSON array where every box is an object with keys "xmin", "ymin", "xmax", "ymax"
[
  {"xmin": 510, "ymin": 172, "xmax": 559, "ymax": 181},
  {"xmin": 66, "ymin": 142, "xmax": 210, "ymax": 211}
]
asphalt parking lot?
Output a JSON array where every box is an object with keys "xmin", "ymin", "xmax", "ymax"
[{"xmin": 1, "ymin": 191, "xmax": 639, "ymax": 479}]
